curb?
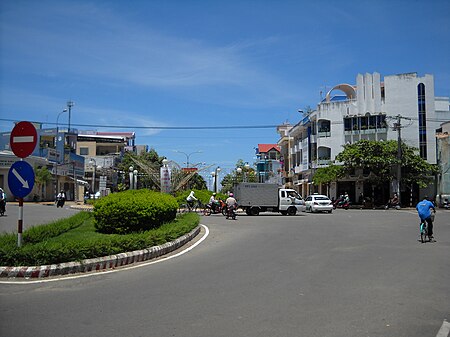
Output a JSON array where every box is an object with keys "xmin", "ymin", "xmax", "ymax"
[{"xmin": 0, "ymin": 226, "xmax": 201, "ymax": 279}]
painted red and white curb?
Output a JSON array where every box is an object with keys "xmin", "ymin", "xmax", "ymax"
[{"xmin": 0, "ymin": 226, "xmax": 201, "ymax": 279}]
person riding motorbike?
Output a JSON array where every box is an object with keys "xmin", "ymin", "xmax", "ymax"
[
  {"xmin": 0, "ymin": 188, "xmax": 6, "ymax": 216},
  {"xmin": 416, "ymin": 196, "xmax": 436, "ymax": 241},
  {"xmin": 209, "ymin": 193, "xmax": 219, "ymax": 213},
  {"xmin": 226, "ymin": 193, "xmax": 237, "ymax": 219},
  {"xmin": 385, "ymin": 193, "xmax": 400, "ymax": 209},
  {"xmin": 56, "ymin": 190, "xmax": 66, "ymax": 208}
]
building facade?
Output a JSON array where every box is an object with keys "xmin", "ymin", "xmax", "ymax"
[
  {"xmin": 278, "ymin": 72, "xmax": 450, "ymax": 205},
  {"xmin": 0, "ymin": 124, "xmax": 141, "ymax": 202}
]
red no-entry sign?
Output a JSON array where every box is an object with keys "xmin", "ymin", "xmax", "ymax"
[{"xmin": 10, "ymin": 121, "xmax": 38, "ymax": 158}]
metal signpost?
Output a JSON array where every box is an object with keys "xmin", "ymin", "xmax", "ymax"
[{"xmin": 8, "ymin": 121, "xmax": 37, "ymax": 247}]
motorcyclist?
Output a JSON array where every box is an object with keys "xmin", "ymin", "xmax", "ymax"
[
  {"xmin": 416, "ymin": 196, "xmax": 436, "ymax": 241},
  {"xmin": 186, "ymin": 191, "xmax": 198, "ymax": 210},
  {"xmin": 56, "ymin": 190, "xmax": 66, "ymax": 208},
  {"xmin": 226, "ymin": 193, "xmax": 237, "ymax": 219},
  {"xmin": 209, "ymin": 193, "xmax": 218, "ymax": 213},
  {"xmin": 0, "ymin": 188, "xmax": 6, "ymax": 215},
  {"xmin": 385, "ymin": 193, "xmax": 399, "ymax": 209}
]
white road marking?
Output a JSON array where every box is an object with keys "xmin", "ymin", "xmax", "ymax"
[
  {"xmin": 0, "ymin": 224, "xmax": 209, "ymax": 285},
  {"xmin": 436, "ymin": 320, "xmax": 450, "ymax": 337}
]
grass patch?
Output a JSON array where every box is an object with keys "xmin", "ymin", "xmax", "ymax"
[{"xmin": 0, "ymin": 212, "xmax": 200, "ymax": 267}]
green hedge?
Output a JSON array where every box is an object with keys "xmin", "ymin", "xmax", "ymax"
[
  {"xmin": 0, "ymin": 212, "xmax": 199, "ymax": 266},
  {"xmin": 93, "ymin": 190, "xmax": 178, "ymax": 234}
]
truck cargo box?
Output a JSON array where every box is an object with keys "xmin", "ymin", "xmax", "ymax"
[{"xmin": 234, "ymin": 183, "xmax": 279, "ymax": 207}]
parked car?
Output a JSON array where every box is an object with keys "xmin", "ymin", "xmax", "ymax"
[{"xmin": 304, "ymin": 194, "xmax": 333, "ymax": 213}]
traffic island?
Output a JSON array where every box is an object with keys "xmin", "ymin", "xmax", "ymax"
[{"xmin": 0, "ymin": 225, "xmax": 201, "ymax": 279}]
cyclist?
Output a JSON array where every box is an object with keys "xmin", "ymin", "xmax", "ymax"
[
  {"xmin": 186, "ymin": 190, "xmax": 198, "ymax": 210},
  {"xmin": 416, "ymin": 196, "xmax": 436, "ymax": 241}
]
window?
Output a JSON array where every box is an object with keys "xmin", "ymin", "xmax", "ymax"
[
  {"xmin": 344, "ymin": 118, "xmax": 352, "ymax": 131},
  {"xmin": 80, "ymin": 147, "xmax": 89, "ymax": 155},
  {"xmin": 417, "ymin": 83, "xmax": 427, "ymax": 159}
]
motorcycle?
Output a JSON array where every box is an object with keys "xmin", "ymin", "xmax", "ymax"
[
  {"xmin": 56, "ymin": 196, "xmax": 66, "ymax": 208},
  {"xmin": 333, "ymin": 198, "xmax": 350, "ymax": 210},
  {"xmin": 226, "ymin": 204, "xmax": 237, "ymax": 220},
  {"xmin": 0, "ymin": 199, "xmax": 6, "ymax": 216},
  {"xmin": 204, "ymin": 199, "xmax": 228, "ymax": 216}
]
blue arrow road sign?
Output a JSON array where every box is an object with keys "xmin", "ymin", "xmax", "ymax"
[{"xmin": 8, "ymin": 161, "xmax": 35, "ymax": 198}]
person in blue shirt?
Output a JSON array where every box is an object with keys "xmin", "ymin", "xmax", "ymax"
[{"xmin": 416, "ymin": 196, "xmax": 436, "ymax": 241}]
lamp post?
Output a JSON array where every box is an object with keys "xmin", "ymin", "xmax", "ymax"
[
  {"xmin": 174, "ymin": 150, "xmax": 202, "ymax": 168},
  {"xmin": 129, "ymin": 166, "xmax": 134, "ymax": 189},
  {"xmin": 133, "ymin": 169, "xmax": 138, "ymax": 190},
  {"xmin": 54, "ymin": 108, "xmax": 68, "ymax": 200},
  {"xmin": 67, "ymin": 101, "xmax": 74, "ymax": 133},
  {"xmin": 244, "ymin": 162, "xmax": 250, "ymax": 182},
  {"xmin": 89, "ymin": 158, "xmax": 97, "ymax": 196},
  {"xmin": 214, "ymin": 166, "xmax": 221, "ymax": 193},
  {"xmin": 236, "ymin": 167, "xmax": 242, "ymax": 183}
]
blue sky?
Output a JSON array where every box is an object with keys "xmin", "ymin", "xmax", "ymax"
[{"xmin": 1, "ymin": 0, "xmax": 449, "ymax": 180}]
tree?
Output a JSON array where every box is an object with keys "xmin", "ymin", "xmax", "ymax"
[
  {"xmin": 34, "ymin": 166, "xmax": 52, "ymax": 201},
  {"xmin": 313, "ymin": 164, "xmax": 345, "ymax": 185},
  {"xmin": 117, "ymin": 149, "xmax": 164, "ymax": 190},
  {"xmin": 334, "ymin": 139, "xmax": 438, "ymax": 189},
  {"xmin": 220, "ymin": 160, "xmax": 257, "ymax": 193}
]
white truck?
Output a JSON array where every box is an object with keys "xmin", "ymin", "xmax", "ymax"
[{"xmin": 233, "ymin": 183, "xmax": 305, "ymax": 216}]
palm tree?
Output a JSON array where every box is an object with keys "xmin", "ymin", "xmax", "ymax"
[{"xmin": 34, "ymin": 166, "xmax": 52, "ymax": 201}]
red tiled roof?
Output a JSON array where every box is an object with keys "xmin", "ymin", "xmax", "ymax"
[{"xmin": 258, "ymin": 144, "xmax": 280, "ymax": 153}]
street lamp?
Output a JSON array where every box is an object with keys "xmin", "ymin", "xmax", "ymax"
[
  {"xmin": 54, "ymin": 108, "xmax": 68, "ymax": 200},
  {"xmin": 174, "ymin": 150, "xmax": 202, "ymax": 168},
  {"xmin": 89, "ymin": 158, "xmax": 97, "ymax": 195},
  {"xmin": 214, "ymin": 166, "xmax": 221, "ymax": 193},
  {"xmin": 129, "ymin": 166, "xmax": 134, "ymax": 189},
  {"xmin": 67, "ymin": 101, "xmax": 74, "ymax": 133},
  {"xmin": 133, "ymin": 169, "xmax": 138, "ymax": 190},
  {"xmin": 244, "ymin": 162, "xmax": 250, "ymax": 182}
]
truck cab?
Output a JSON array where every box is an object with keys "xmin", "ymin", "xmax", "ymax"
[{"xmin": 279, "ymin": 189, "xmax": 306, "ymax": 215}]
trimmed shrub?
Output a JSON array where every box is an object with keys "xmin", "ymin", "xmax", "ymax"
[{"xmin": 93, "ymin": 190, "xmax": 178, "ymax": 234}]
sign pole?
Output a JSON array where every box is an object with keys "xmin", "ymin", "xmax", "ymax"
[
  {"xmin": 9, "ymin": 121, "xmax": 38, "ymax": 248},
  {"xmin": 18, "ymin": 198, "xmax": 23, "ymax": 247}
]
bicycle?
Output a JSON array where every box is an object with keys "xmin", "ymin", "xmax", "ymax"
[
  {"xmin": 419, "ymin": 211, "xmax": 435, "ymax": 243},
  {"xmin": 187, "ymin": 200, "xmax": 205, "ymax": 213},
  {"xmin": 419, "ymin": 220, "xmax": 430, "ymax": 243}
]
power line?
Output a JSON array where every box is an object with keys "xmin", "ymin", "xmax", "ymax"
[{"xmin": 0, "ymin": 118, "xmax": 278, "ymax": 130}]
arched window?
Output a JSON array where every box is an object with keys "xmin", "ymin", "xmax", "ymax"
[{"xmin": 418, "ymin": 83, "xmax": 427, "ymax": 159}]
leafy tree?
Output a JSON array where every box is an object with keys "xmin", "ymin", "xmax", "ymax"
[
  {"xmin": 313, "ymin": 164, "xmax": 345, "ymax": 185},
  {"xmin": 188, "ymin": 173, "xmax": 207, "ymax": 190},
  {"xmin": 34, "ymin": 166, "xmax": 52, "ymax": 201},
  {"xmin": 117, "ymin": 149, "xmax": 164, "ymax": 190},
  {"xmin": 334, "ymin": 139, "xmax": 437, "ymax": 188},
  {"xmin": 220, "ymin": 160, "xmax": 257, "ymax": 193}
]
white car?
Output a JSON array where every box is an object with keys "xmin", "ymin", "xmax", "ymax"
[{"xmin": 304, "ymin": 194, "xmax": 333, "ymax": 213}]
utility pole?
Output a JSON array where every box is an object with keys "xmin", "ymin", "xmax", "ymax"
[
  {"xmin": 389, "ymin": 114, "xmax": 412, "ymax": 206},
  {"xmin": 67, "ymin": 101, "xmax": 74, "ymax": 133},
  {"xmin": 393, "ymin": 115, "xmax": 402, "ymax": 205}
]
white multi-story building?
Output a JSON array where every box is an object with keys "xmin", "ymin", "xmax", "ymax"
[{"xmin": 278, "ymin": 72, "xmax": 450, "ymax": 205}]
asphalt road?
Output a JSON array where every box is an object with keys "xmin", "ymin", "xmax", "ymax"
[
  {"xmin": 0, "ymin": 202, "xmax": 80, "ymax": 233},
  {"xmin": 0, "ymin": 208, "xmax": 449, "ymax": 337}
]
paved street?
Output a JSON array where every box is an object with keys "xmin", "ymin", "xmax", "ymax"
[
  {"xmin": 0, "ymin": 208, "xmax": 449, "ymax": 337},
  {"xmin": 0, "ymin": 202, "xmax": 80, "ymax": 233}
]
